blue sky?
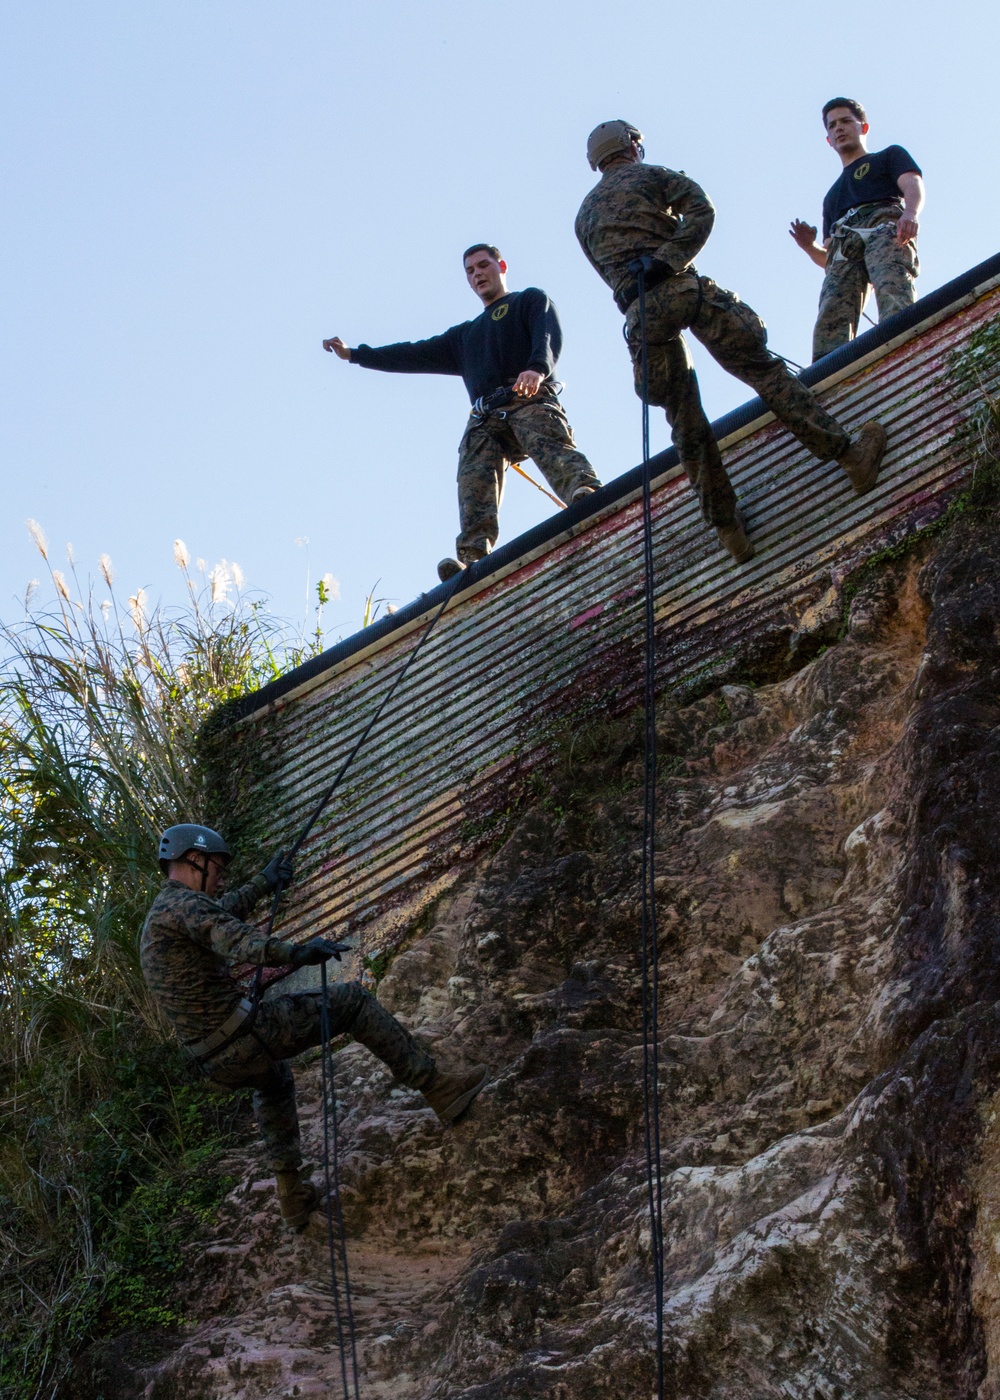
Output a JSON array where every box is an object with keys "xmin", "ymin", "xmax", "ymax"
[{"xmin": 3, "ymin": 0, "xmax": 996, "ymax": 642}]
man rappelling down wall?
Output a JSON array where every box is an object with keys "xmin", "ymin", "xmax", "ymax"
[
  {"xmin": 140, "ymin": 825, "xmax": 488, "ymax": 1230},
  {"xmin": 575, "ymin": 121, "xmax": 890, "ymax": 564},
  {"xmin": 323, "ymin": 244, "xmax": 602, "ymax": 583}
]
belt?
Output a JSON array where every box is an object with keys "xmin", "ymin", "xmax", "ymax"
[
  {"xmin": 470, "ymin": 384, "xmax": 516, "ymax": 421},
  {"xmin": 185, "ymin": 996, "xmax": 257, "ymax": 1063},
  {"xmin": 470, "ymin": 381, "xmax": 559, "ymax": 425},
  {"xmin": 617, "ymin": 259, "xmax": 674, "ymax": 314}
]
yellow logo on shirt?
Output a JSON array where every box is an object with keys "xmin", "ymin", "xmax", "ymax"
[
  {"xmin": 491, "ymin": 303, "xmax": 509, "ymax": 321},
  {"xmin": 853, "ymin": 162, "xmax": 871, "ymax": 182}
]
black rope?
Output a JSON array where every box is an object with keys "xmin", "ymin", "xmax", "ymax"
[
  {"xmin": 635, "ymin": 263, "xmax": 666, "ymax": 1398},
  {"xmin": 251, "ymin": 567, "xmax": 466, "ymax": 997},
  {"xmin": 320, "ymin": 960, "xmax": 361, "ymax": 1400},
  {"xmin": 248, "ymin": 566, "xmax": 464, "ymax": 1396}
]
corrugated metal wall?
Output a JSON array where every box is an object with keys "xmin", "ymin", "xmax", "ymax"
[{"xmin": 211, "ymin": 265, "xmax": 1000, "ymax": 962}]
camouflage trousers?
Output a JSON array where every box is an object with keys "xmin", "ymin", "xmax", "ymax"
[
  {"xmin": 813, "ymin": 208, "xmax": 919, "ymax": 361},
  {"xmin": 625, "ymin": 271, "xmax": 852, "ymax": 528},
  {"xmin": 204, "ymin": 983, "xmax": 434, "ymax": 1173},
  {"xmin": 456, "ymin": 390, "xmax": 600, "ymax": 562}
]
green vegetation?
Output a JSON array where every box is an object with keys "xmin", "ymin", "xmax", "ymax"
[
  {"xmin": 0, "ymin": 533, "xmax": 327, "ymax": 1397},
  {"xmin": 833, "ymin": 322, "xmax": 1000, "ymax": 636}
]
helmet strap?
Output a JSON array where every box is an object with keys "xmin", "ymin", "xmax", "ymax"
[{"xmin": 183, "ymin": 852, "xmax": 212, "ymax": 893}]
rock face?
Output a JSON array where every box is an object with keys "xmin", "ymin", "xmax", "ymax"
[{"xmin": 84, "ymin": 506, "xmax": 1000, "ymax": 1398}]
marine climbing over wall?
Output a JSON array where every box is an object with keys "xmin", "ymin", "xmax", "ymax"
[
  {"xmin": 140, "ymin": 824, "xmax": 488, "ymax": 1230},
  {"xmin": 323, "ymin": 243, "xmax": 602, "ymax": 583},
  {"xmin": 575, "ymin": 120, "xmax": 890, "ymax": 563}
]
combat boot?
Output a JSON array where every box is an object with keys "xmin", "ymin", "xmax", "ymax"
[
  {"xmin": 437, "ymin": 557, "xmax": 466, "ymax": 583},
  {"xmin": 421, "ymin": 1063, "xmax": 489, "ymax": 1124},
  {"xmin": 716, "ymin": 507, "xmax": 754, "ymax": 564},
  {"xmin": 838, "ymin": 421, "xmax": 887, "ymax": 494},
  {"xmin": 274, "ymin": 1169, "xmax": 321, "ymax": 1231},
  {"xmin": 571, "ymin": 485, "xmax": 598, "ymax": 504}
]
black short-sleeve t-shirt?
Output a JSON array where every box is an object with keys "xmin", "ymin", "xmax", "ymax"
[{"xmin": 822, "ymin": 145, "xmax": 922, "ymax": 237}]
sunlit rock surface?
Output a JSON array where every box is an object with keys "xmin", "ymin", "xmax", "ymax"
[{"xmin": 76, "ymin": 507, "xmax": 1000, "ymax": 1398}]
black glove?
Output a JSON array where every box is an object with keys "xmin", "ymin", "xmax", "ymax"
[
  {"xmin": 262, "ymin": 850, "xmax": 294, "ymax": 892},
  {"xmin": 288, "ymin": 936, "xmax": 352, "ymax": 968},
  {"xmin": 627, "ymin": 254, "xmax": 661, "ymax": 276}
]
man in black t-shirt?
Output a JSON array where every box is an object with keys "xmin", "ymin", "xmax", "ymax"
[
  {"xmin": 324, "ymin": 245, "xmax": 601, "ymax": 582},
  {"xmin": 790, "ymin": 97, "xmax": 924, "ymax": 360}
]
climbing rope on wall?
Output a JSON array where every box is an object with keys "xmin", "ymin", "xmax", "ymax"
[
  {"xmin": 631, "ymin": 257, "xmax": 667, "ymax": 1399},
  {"xmin": 319, "ymin": 958, "xmax": 361, "ymax": 1400},
  {"xmin": 253, "ymin": 566, "xmax": 466, "ymax": 1398}
]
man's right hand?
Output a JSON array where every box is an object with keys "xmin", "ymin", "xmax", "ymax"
[
  {"xmin": 288, "ymin": 936, "xmax": 352, "ymax": 968},
  {"xmin": 323, "ymin": 337, "xmax": 352, "ymax": 360},
  {"xmin": 788, "ymin": 220, "xmax": 828, "ymax": 269},
  {"xmin": 789, "ymin": 219, "xmax": 818, "ymax": 252}
]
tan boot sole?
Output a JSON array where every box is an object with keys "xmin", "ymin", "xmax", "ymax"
[
  {"xmin": 426, "ymin": 1066, "xmax": 489, "ymax": 1124},
  {"xmin": 841, "ymin": 421, "xmax": 887, "ymax": 494},
  {"xmin": 716, "ymin": 509, "xmax": 754, "ymax": 564},
  {"xmin": 276, "ymin": 1175, "xmax": 321, "ymax": 1231}
]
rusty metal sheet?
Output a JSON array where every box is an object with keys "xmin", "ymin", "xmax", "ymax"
[{"xmin": 209, "ymin": 262, "xmax": 1000, "ymax": 960}]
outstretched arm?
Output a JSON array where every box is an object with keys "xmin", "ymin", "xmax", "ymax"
[
  {"xmin": 789, "ymin": 219, "xmax": 828, "ymax": 269},
  {"xmin": 322, "ymin": 327, "xmax": 462, "ymax": 377}
]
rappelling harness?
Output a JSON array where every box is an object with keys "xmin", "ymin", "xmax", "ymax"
[
  {"xmin": 185, "ymin": 995, "xmax": 257, "ymax": 1063},
  {"xmin": 827, "ymin": 198, "xmax": 905, "ymax": 262},
  {"xmin": 469, "ymin": 382, "xmax": 569, "ymax": 510}
]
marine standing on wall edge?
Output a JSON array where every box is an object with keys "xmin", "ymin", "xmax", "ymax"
[
  {"xmin": 323, "ymin": 244, "xmax": 602, "ymax": 583},
  {"xmin": 575, "ymin": 120, "xmax": 890, "ymax": 564},
  {"xmin": 140, "ymin": 825, "xmax": 488, "ymax": 1230},
  {"xmin": 790, "ymin": 97, "xmax": 924, "ymax": 362}
]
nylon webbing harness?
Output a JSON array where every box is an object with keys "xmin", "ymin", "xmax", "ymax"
[
  {"xmin": 252, "ymin": 568, "xmax": 464, "ymax": 1400},
  {"xmin": 632, "ymin": 259, "xmax": 667, "ymax": 1398}
]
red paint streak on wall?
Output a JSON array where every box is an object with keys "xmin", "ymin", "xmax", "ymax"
[{"xmin": 571, "ymin": 604, "xmax": 605, "ymax": 630}]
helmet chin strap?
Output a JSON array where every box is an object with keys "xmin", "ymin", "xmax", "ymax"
[{"xmin": 183, "ymin": 852, "xmax": 212, "ymax": 893}]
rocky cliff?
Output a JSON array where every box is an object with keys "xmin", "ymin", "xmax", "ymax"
[{"xmin": 76, "ymin": 490, "xmax": 1000, "ymax": 1399}]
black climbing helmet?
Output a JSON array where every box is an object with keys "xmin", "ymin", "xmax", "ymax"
[{"xmin": 158, "ymin": 824, "xmax": 231, "ymax": 875}]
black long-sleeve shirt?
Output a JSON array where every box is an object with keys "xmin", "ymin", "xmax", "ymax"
[{"xmin": 350, "ymin": 287, "xmax": 562, "ymax": 403}]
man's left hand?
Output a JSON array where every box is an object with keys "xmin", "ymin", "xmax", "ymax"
[
  {"xmin": 262, "ymin": 850, "xmax": 294, "ymax": 891},
  {"xmin": 513, "ymin": 370, "xmax": 543, "ymax": 397},
  {"xmin": 895, "ymin": 215, "xmax": 919, "ymax": 247}
]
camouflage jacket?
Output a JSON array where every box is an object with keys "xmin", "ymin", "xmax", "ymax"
[
  {"xmin": 140, "ymin": 876, "xmax": 294, "ymax": 1046},
  {"xmin": 575, "ymin": 162, "xmax": 716, "ymax": 311}
]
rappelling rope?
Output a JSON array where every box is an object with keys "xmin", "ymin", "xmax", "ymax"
[
  {"xmin": 633, "ymin": 260, "xmax": 667, "ymax": 1399},
  {"xmin": 320, "ymin": 959, "xmax": 361, "ymax": 1400},
  {"xmin": 253, "ymin": 565, "xmax": 467, "ymax": 973},
  {"xmin": 252, "ymin": 566, "xmax": 465, "ymax": 1399}
]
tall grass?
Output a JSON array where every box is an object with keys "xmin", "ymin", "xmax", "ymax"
[{"xmin": 0, "ymin": 533, "xmax": 327, "ymax": 1397}]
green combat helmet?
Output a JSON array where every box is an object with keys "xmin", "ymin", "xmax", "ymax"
[
  {"xmin": 587, "ymin": 120, "xmax": 644, "ymax": 171},
  {"xmin": 158, "ymin": 824, "xmax": 231, "ymax": 875}
]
